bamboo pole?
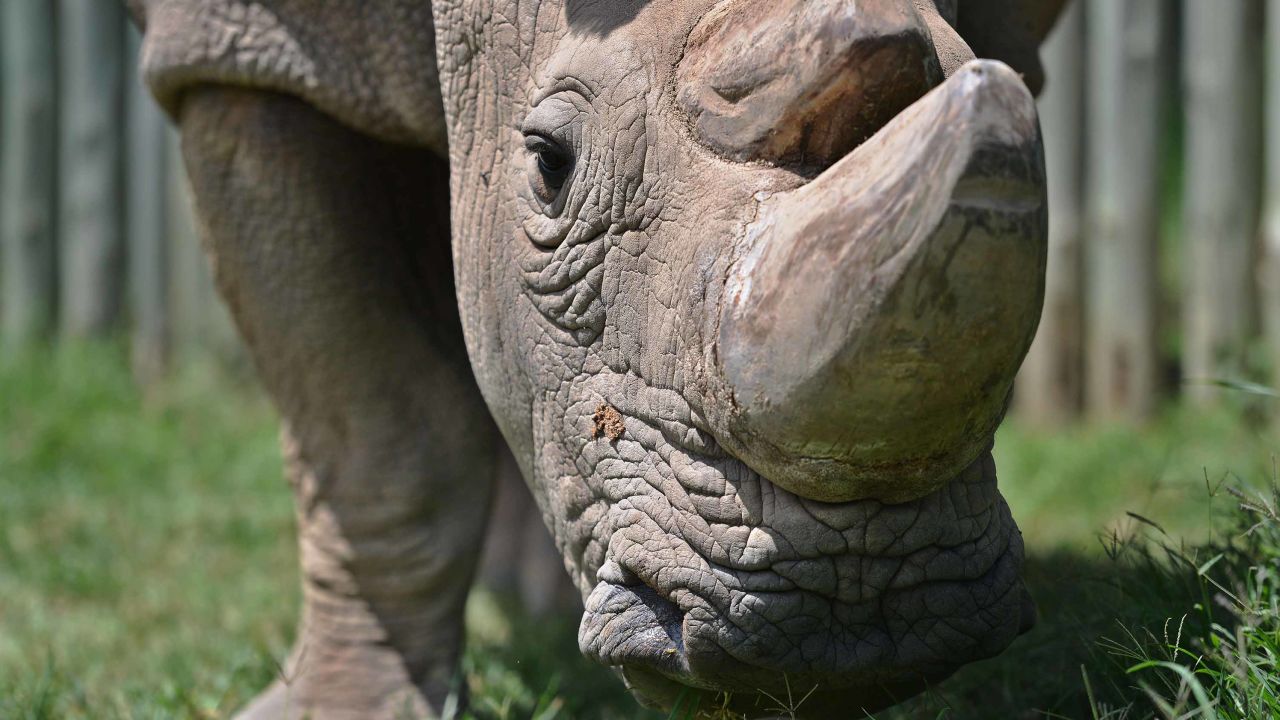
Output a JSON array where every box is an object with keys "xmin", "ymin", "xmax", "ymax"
[
  {"xmin": 1084, "ymin": 0, "xmax": 1166, "ymax": 421},
  {"xmin": 1183, "ymin": 0, "xmax": 1264, "ymax": 402},
  {"xmin": 1, "ymin": 0, "xmax": 58, "ymax": 350},
  {"xmin": 58, "ymin": 0, "xmax": 127, "ymax": 338},
  {"xmin": 1015, "ymin": 0, "xmax": 1084, "ymax": 427},
  {"xmin": 126, "ymin": 24, "xmax": 170, "ymax": 382},
  {"xmin": 1263, "ymin": 1, "xmax": 1280, "ymax": 394}
]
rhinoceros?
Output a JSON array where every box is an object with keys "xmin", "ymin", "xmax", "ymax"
[{"xmin": 129, "ymin": 0, "xmax": 1064, "ymax": 717}]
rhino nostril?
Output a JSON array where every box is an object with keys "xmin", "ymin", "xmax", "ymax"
[{"xmin": 710, "ymin": 80, "xmax": 754, "ymax": 105}]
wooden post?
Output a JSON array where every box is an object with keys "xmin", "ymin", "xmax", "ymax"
[
  {"xmin": 1015, "ymin": 0, "xmax": 1084, "ymax": 426},
  {"xmin": 126, "ymin": 24, "xmax": 170, "ymax": 382},
  {"xmin": 1183, "ymin": 0, "xmax": 1263, "ymax": 402},
  {"xmin": 1084, "ymin": 0, "xmax": 1166, "ymax": 421},
  {"xmin": 1263, "ymin": 1, "xmax": 1280, "ymax": 394},
  {"xmin": 1, "ymin": 0, "xmax": 58, "ymax": 350},
  {"xmin": 58, "ymin": 0, "xmax": 127, "ymax": 338}
]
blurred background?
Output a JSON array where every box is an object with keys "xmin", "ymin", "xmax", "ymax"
[{"xmin": 0, "ymin": 1, "xmax": 1278, "ymax": 719}]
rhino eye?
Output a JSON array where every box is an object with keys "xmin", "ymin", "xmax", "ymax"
[{"xmin": 524, "ymin": 133, "xmax": 573, "ymax": 205}]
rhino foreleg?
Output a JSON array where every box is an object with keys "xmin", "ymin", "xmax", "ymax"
[{"xmin": 178, "ymin": 86, "xmax": 494, "ymax": 720}]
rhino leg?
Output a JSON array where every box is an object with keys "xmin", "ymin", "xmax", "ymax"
[
  {"xmin": 477, "ymin": 443, "xmax": 579, "ymax": 616},
  {"xmin": 177, "ymin": 86, "xmax": 494, "ymax": 720}
]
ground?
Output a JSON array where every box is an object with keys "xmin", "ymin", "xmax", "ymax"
[{"xmin": 1, "ymin": 344, "xmax": 1277, "ymax": 719}]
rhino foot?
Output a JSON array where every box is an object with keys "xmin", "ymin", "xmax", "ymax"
[{"xmin": 234, "ymin": 641, "xmax": 444, "ymax": 720}]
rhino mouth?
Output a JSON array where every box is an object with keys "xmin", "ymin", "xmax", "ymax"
[{"xmin": 575, "ymin": 449, "xmax": 1031, "ymax": 717}]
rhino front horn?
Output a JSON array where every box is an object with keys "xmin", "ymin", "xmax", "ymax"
[
  {"xmin": 714, "ymin": 61, "xmax": 1048, "ymax": 504},
  {"xmin": 677, "ymin": 0, "xmax": 944, "ymax": 166}
]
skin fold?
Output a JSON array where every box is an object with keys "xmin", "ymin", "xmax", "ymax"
[{"xmin": 131, "ymin": 1, "xmax": 1064, "ymax": 717}]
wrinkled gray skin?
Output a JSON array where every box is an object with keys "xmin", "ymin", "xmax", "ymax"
[{"xmin": 131, "ymin": 0, "xmax": 1062, "ymax": 717}]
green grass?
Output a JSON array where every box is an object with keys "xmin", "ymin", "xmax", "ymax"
[
  {"xmin": 0, "ymin": 343, "xmax": 292, "ymax": 719},
  {"xmin": 997, "ymin": 402, "xmax": 1277, "ymax": 551},
  {"xmin": 1, "ymin": 343, "xmax": 1277, "ymax": 719}
]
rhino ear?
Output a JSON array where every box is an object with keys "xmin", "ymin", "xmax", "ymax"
[{"xmin": 956, "ymin": 0, "xmax": 1071, "ymax": 95}]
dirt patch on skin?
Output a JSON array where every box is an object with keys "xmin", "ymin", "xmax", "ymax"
[{"xmin": 592, "ymin": 404, "xmax": 626, "ymax": 441}]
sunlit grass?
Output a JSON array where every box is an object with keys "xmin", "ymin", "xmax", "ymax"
[{"xmin": 996, "ymin": 402, "xmax": 1276, "ymax": 551}]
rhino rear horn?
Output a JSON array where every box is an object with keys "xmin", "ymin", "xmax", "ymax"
[{"xmin": 677, "ymin": 0, "xmax": 945, "ymax": 166}]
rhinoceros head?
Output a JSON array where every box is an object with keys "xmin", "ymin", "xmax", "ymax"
[
  {"xmin": 437, "ymin": 0, "xmax": 1047, "ymax": 713},
  {"xmin": 136, "ymin": 0, "xmax": 1054, "ymax": 714}
]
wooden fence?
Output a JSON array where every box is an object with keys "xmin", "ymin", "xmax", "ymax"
[
  {"xmin": 0, "ymin": 1, "xmax": 1277, "ymax": 423},
  {"xmin": 0, "ymin": 2, "xmax": 236, "ymax": 381},
  {"xmin": 1017, "ymin": 0, "xmax": 1280, "ymax": 425}
]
